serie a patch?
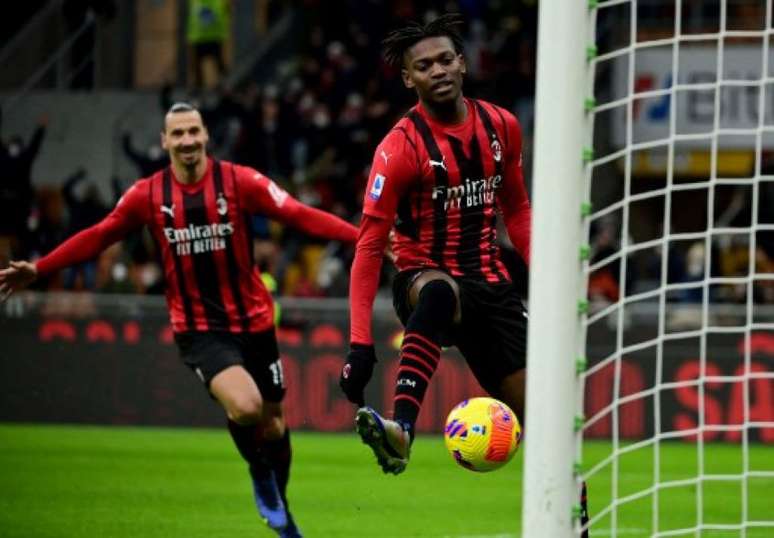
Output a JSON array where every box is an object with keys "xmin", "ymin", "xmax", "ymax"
[{"xmin": 369, "ymin": 173, "xmax": 386, "ymax": 200}]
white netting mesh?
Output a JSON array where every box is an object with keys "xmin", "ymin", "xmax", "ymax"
[{"xmin": 579, "ymin": 1, "xmax": 774, "ymax": 536}]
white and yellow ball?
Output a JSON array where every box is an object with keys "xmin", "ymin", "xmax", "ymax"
[{"xmin": 443, "ymin": 397, "xmax": 521, "ymax": 472}]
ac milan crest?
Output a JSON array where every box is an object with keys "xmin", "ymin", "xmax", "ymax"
[
  {"xmin": 491, "ymin": 138, "xmax": 502, "ymax": 162},
  {"xmin": 217, "ymin": 193, "xmax": 228, "ymax": 216}
]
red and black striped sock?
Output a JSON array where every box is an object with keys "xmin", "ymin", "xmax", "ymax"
[
  {"xmin": 393, "ymin": 279, "xmax": 456, "ymax": 438},
  {"xmin": 394, "ymin": 331, "xmax": 441, "ymax": 436}
]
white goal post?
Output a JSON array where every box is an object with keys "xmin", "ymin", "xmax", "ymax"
[
  {"xmin": 522, "ymin": 0, "xmax": 590, "ymax": 536},
  {"xmin": 523, "ymin": 1, "xmax": 774, "ymax": 537}
]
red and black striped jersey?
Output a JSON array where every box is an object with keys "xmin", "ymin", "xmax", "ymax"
[
  {"xmin": 362, "ymin": 98, "xmax": 530, "ymax": 279},
  {"xmin": 36, "ymin": 158, "xmax": 358, "ymax": 333},
  {"xmin": 349, "ymin": 98, "xmax": 531, "ymax": 344}
]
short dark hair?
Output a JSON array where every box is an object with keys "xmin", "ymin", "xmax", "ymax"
[
  {"xmin": 163, "ymin": 102, "xmax": 199, "ymax": 131},
  {"xmin": 167, "ymin": 102, "xmax": 197, "ymax": 114},
  {"xmin": 382, "ymin": 13, "xmax": 465, "ymax": 68}
]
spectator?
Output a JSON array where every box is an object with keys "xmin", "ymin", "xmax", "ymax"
[
  {"xmin": 122, "ymin": 133, "xmax": 168, "ymax": 177},
  {"xmin": 0, "ymin": 114, "xmax": 47, "ymax": 259},
  {"xmin": 186, "ymin": 0, "xmax": 231, "ymax": 90},
  {"xmin": 26, "ymin": 187, "xmax": 68, "ymax": 289},
  {"xmin": 61, "ymin": 168, "xmax": 108, "ymax": 289},
  {"xmin": 588, "ymin": 217, "xmax": 621, "ymax": 306}
]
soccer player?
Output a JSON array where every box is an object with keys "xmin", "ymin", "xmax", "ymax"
[
  {"xmin": 339, "ymin": 13, "xmax": 531, "ymax": 475},
  {"xmin": 338, "ymin": 15, "xmax": 590, "ymax": 535},
  {"xmin": 0, "ymin": 103, "xmax": 358, "ymax": 538}
]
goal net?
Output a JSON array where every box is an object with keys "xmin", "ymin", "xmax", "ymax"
[{"xmin": 524, "ymin": 1, "xmax": 774, "ymax": 537}]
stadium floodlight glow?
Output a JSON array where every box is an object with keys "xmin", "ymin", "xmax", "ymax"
[{"xmin": 524, "ymin": 0, "xmax": 774, "ymax": 536}]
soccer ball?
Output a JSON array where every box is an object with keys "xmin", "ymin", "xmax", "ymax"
[{"xmin": 443, "ymin": 397, "xmax": 521, "ymax": 472}]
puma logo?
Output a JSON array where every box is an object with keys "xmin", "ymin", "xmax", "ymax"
[
  {"xmin": 160, "ymin": 204, "xmax": 175, "ymax": 218},
  {"xmin": 429, "ymin": 157, "xmax": 447, "ymax": 171}
]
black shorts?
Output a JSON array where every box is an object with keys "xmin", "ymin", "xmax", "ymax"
[
  {"xmin": 173, "ymin": 328, "xmax": 285, "ymax": 402},
  {"xmin": 392, "ymin": 269, "xmax": 528, "ymax": 396}
]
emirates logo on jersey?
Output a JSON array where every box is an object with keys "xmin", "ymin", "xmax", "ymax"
[
  {"xmin": 163, "ymin": 222, "xmax": 235, "ymax": 256},
  {"xmin": 432, "ymin": 175, "xmax": 503, "ymax": 211}
]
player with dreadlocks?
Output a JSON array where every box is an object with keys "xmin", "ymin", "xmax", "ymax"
[
  {"xmin": 341, "ymin": 13, "xmax": 529, "ymax": 465},
  {"xmin": 338, "ymin": 13, "xmax": 590, "ymax": 534}
]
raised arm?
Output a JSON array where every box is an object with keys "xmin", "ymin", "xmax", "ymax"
[
  {"xmin": 122, "ymin": 133, "xmax": 144, "ymax": 165},
  {"xmin": 62, "ymin": 168, "xmax": 87, "ymax": 206},
  {"xmin": 23, "ymin": 120, "xmax": 47, "ymax": 164}
]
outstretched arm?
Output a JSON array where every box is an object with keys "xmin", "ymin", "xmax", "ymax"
[
  {"xmin": 275, "ymin": 199, "xmax": 358, "ymax": 243},
  {"xmin": 35, "ymin": 212, "xmax": 139, "ymax": 275},
  {"xmin": 237, "ymin": 168, "xmax": 358, "ymax": 243},
  {"xmin": 0, "ymin": 261, "xmax": 37, "ymax": 301},
  {"xmin": 0, "ymin": 180, "xmax": 148, "ymax": 301}
]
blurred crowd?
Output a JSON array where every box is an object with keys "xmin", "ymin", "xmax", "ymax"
[
  {"xmin": 1, "ymin": 0, "xmax": 771, "ymax": 310},
  {"xmin": 0, "ymin": 0, "xmax": 537, "ymax": 299},
  {"xmin": 586, "ymin": 0, "xmax": 774, "ymax": 314},
  {"xmin": 587, "ymin": 211, "xmax": 774, "ymax": 317}
]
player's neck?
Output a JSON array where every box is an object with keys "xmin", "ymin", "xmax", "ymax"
[
  {"xmin": 421, "ymin": 96, "xmax": 467, "ymax": 125},
  {"xmin": 172, "ymin": 158, "xmax": 207, "ymax": 185}
]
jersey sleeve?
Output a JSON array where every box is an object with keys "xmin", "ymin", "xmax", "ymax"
[
  {"xmin": 349, "ymin": 214, "xmax": 393, "ymax": 345},
  {"xmin": 362, "ymin": 130, "xmax": 418, "ymax": 221},
  {"xmin": 36, "ymin": 179, "xmax": 150, "ymax": 276},
  {"xmin": 235, "ymin": 166, "xmax": 357, "ymax": 243},
  {"xmin": 497, "ymin": 111, "xmax": 531, "ymax": 265}
]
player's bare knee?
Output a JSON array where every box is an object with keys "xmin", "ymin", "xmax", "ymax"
[
  {"xmin": 262, "ymin": 415, "xmax": 286, "ymax": 440},
  {"xmin": 227, "ymin": 396, "xmax": 263, "ymax": 425},
  {"xmin": 261, "ymin": 402, "xmax": 285, "ymax": 439}
]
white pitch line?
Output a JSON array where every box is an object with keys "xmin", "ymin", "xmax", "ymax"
[
  {"xmin": 588, "ymin": 529, "xmax": 648, "ymax": 536},
  {"xmin": 444, "ymin": 529, "xmax": 648, "ymax": 538},
  {"xmin": 445, "ymin": 534, "xmax": 518, "ymax": 538}
]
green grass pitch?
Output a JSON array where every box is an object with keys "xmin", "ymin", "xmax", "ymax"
[{"xmin": 0, "ymin": 424, "xmax": 771, "ymax": 537}]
